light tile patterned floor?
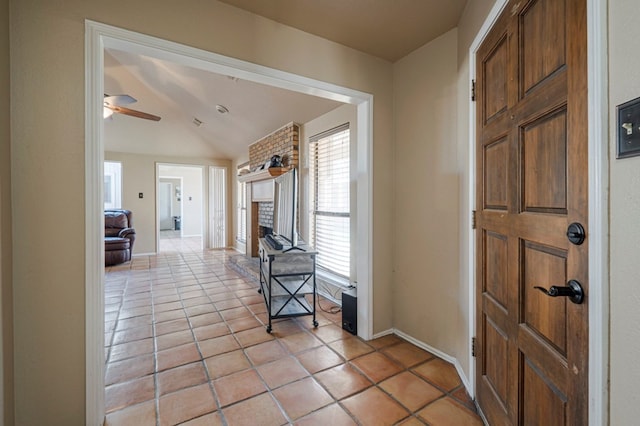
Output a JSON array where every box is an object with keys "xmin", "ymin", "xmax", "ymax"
[{"xmin": 104, "ymin": 238, "xmax": 483, "ymax": 425}]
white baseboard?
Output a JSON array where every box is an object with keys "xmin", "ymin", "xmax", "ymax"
[
  {"xmin": 371, "ymin": 328, "xmax": 395, "ymax": 339},
  {"xmin": 132, "ymin": 252, "xmax": 157, "ymax": 257},
  {"xmin": 371, "ymin": 328, "xmax": 474, "ymax": 400}
]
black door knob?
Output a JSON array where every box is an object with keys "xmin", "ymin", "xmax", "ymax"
[{"xmin": 534, "ymin": 279, "xmax": 584, "ymax": 304}]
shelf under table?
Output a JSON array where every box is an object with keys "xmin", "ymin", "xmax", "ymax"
[{"xmin": 269, "ymin": 295, "xmax": 312, "ymax": 316}]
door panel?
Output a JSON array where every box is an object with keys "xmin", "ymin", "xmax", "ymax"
[
  {"xmin": 522, "ymin": 358, "xmax": 567, "ymax": 426},
  {"xmin": 476, "ymin": 0, "xmax": 588, "ymax": 424},
  {"xmin": 484, "ymin": 138, "xmax": 509, "ymax": 210},
  {"xmin": 521, "ymin": 0, "xmax": 567, "ymax": 94},
  {"xmin": 521, "ymin": 110, "xmax": 568, "ymax": 212},
  {"xmin": 484, "ymin": 36, "xmax": 509, "ymax": 121},
  {"xmin": 484, "ymin": 317, "xmax": 509, "ymax": 406},
  {"xmin": 485, "ymin": 231, "xmax": 509, "ymax": 309},
  {"xmin": 522, "ymin": 241, "xmax": 567, "ymax": 354}
]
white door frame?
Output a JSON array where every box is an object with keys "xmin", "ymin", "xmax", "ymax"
[
  {"xmin": 467, "ymin": 0, "xmax": 609, "ymax": 424},
  {"xmin": 85, "ymin": 20, "xmax": 373, "ymax": 424}
]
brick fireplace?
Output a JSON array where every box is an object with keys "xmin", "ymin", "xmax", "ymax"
[{"xmin": 238, "ymin": 122, "xmax": 299, "ymax": 257}]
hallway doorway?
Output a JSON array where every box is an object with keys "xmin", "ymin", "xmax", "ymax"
[
  {"xmin": 157, "ymin": 164, "xmax": 204, "ymax": 253},
  {"xmin": 86, "ymin": 21, "xmax": 374, "ymax": 423}
]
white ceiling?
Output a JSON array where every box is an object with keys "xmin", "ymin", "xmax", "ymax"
[
  {"xmin": 104, "ymin": 49, "xmax": 343, "ymax": 160},
  {"xmin": 103, "ymin": 1, "xmax": 468, "ymax": 160}
]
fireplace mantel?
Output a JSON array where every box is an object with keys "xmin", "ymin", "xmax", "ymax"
[
  {"xmin": 237, "ymin": 167, "xmax": 289, "ymax": 183},
  {"xmin": 240, "ymin": 166, "xmax": 291, "ymax": 257}
]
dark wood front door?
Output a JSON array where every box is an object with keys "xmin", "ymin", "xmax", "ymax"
[{"xmin": 475, "ymin": 0, "xmax": 588, "ymax": 424}]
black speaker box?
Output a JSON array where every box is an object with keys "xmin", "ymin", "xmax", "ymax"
[{"xmin": 341, "ymin": 289, "xmax": 357, "ymax": 335}]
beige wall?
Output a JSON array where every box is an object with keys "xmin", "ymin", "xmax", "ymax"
[
  {"xmin": 106, "ymin": 152, "xmax": 229, "ymax": 254},
  {"xmin": 392, "ymin": 28, "xmax": 463, "ymax": 353},
  {"xmin": 608, "ymin": 0, "xmax": 640, "ymax": 423},
  {"xmin": 0, "ymin": 0, "xmax": 12, "ymax": 423},
  {"xmin": 10, "ymin": 1, "xmax": 393, "ymax": 422},
  {"xmin": 390, "ymin": 0, "xmax": 496, "ymax": 385}
]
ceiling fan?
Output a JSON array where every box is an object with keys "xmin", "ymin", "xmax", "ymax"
[{"xmin": 103, "ymin": 94, "xmax": 161, "ymax": 121}]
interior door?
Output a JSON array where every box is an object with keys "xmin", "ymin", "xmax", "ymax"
[{"xmin": 475, "ymin": 0, "xmax": 588, "ymax": 424}]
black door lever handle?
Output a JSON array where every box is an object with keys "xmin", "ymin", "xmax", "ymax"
[{"xmin": 534, "ymin": 279, "xmax": 584, "ymax": 304}]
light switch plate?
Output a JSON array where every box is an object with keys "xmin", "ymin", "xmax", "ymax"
[{"xmin": 617, "ymin": 96, "xmax": 640, "ymax": 159}]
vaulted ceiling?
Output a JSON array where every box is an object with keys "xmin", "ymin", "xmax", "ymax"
[
  {"xmin": 104, "ymin": 49, "xmax": 343, "ymax": 160},
  {"xmin": 103, "ymin": 0, "xmax": 468, "ymax": 160}
]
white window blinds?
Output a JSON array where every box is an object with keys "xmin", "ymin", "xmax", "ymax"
[{"xmin": 309, "ymin": 124, "xmax": 350, "ymax": 278}]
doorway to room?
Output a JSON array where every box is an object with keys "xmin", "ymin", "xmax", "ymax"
[
  {"xmin": 157, "ymin": 163, "xmax": 204, "ymax": 253},
  {"xmin": 86, "ymin": 21, "xmax": 374, "ymax": 423},
  {"xmin": 158, "ymin": 179, "xmax": 179, "ymax": 232}
]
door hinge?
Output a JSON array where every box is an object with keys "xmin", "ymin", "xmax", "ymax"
[
  {"xmin": 472, "ymin": 337, "xmax": 477, "ymax": 357},
  {"xmin": 471, "ymin": 79, "xmax": 476, "ymax": 102},
  {"xmin": 471, "ymin": 210, "xmax": 477, "ymax": 230}
]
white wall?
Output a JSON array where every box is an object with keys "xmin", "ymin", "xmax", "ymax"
[{"xmin": 608, "ymin": 0, "xmax": 640, "ymax": 422}]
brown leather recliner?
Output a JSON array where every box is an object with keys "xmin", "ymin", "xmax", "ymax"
[{"xmin": 105, "ymin": 209, "xmax": 136, "ymax": 266}]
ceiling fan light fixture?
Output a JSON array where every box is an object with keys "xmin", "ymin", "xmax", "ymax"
[
  {"xmin": 215, "ymin": 104, "xmax": 229, "ymax": 114},
  {"xmin": 103, "ymin": 107, "xmax": 114, "ymax": 118}
]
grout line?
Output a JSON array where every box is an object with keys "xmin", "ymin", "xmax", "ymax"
[
  {"xmin": 149, "ymin": 275, "xmax": 161, "ymax": 426},
  {"xmin": 105, "ymin": 245, "xmax": 481, "ymax": 425}
]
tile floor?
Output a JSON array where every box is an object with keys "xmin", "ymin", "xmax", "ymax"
[{"xmin": 104, "ymin": 238, "xmax": 483, "ymax": 425}]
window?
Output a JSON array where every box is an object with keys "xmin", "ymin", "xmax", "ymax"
[
  {"xmin": 104, "ymin": 175, "xmax": 112, "ymax": 204},
  {"xmin": 104, "ymin": 161, "xmax": 122, "ymax": 210},
  {"xmin": 309, "ymin": 124, "xmax": 350, "ymax": 278},
  {"xmin": 237, "ymin": 180, "xmax": 247, "ymax": 243}
]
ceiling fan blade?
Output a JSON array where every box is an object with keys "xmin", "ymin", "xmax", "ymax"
[
  {"xmin": 104, "ymin": 94, "xmax": 137, "ymax": 106},
  {"xmin": 107, "ymin": 105, "xmax": 161, "ymax": 121}
]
